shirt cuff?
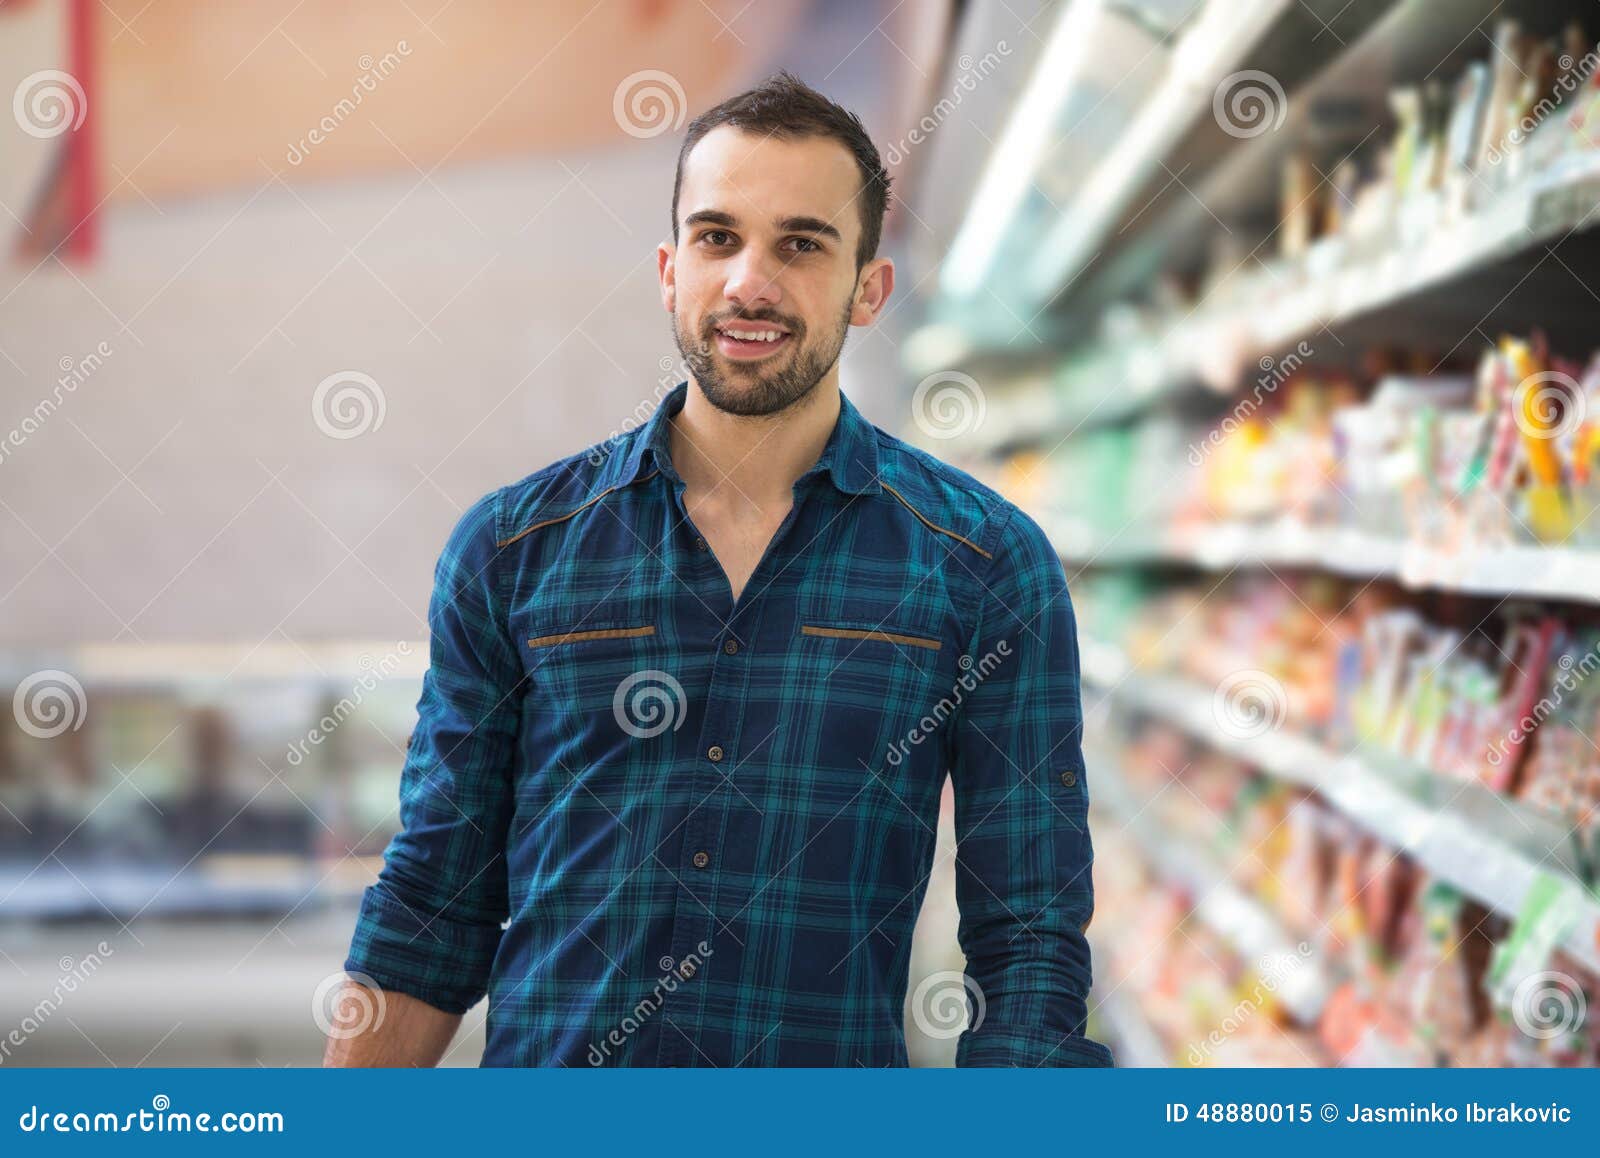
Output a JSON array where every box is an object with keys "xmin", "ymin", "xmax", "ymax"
[
  {"xmin": 957, "ymin": 1029, "xmax": 1116, "ymax": 1068},
  {"xmin": 342, "ymin": 883, "xmax": 503, "ymax": 1016}
]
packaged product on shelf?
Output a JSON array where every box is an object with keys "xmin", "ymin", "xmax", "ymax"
[
  {"xmin": 1570, "ymin": 353, "xmax": 1600, "ymax": 534},
  {"xmin": 1513, "ymin": 628, "xmax": 1600, "ymax": 877},
  {"xmin": 1475, "ymin": 20, "xmax": 1524, "ymax": 175},
  {"xmin": 1442, "ymin": 62, "xmax": 1491, "ymax": 211},
  {"xmin": 1339, "ymin": 604, "xmax": 1561, "ymax": 791},
  {"xmin": 1334, "ymin": 373, "xmax": 1475, "ymax": 541},
  {"xmin": 1281, "ymin": 151, "xmax": 1319, "ymax": 259},
  {"xmin": 1391, "ymin": 881, "xmax": 1478, "ymax": 1061}
]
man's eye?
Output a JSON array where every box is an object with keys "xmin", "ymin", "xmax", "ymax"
[
  {"xmin": 787, "ymin": 237, "xmax": 821, "ymax": 253},
  {"xmin": 701, "ymin": 230, "xmax": 733, "ymax": 247}
]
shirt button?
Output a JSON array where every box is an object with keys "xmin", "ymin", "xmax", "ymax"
[
  {"xmin": 692, "ymin": 850, "xmax": 711, "ymax": 869},
  {"xmin": 679, "ymin": 960, "xmax": 698, "ymax": 978},
  {"xmin": 722, "ymin": 638, "xmax": 739, "ymax": 655},
  {"xmin": 707, "ymin": 745, "xmax": 724, "ymax": 763},
  {"xmin": 1060, "ymin": 769, "xmax": 1078, "ymax": 788},
  {"xmin": 693, "ymin": 535, "xmax": 708, "ymax": 550}
]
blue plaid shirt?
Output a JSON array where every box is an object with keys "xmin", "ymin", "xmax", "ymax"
[{"xmin": 345, "ymin": 380, "xmax": 1109, "ymax": 1068}]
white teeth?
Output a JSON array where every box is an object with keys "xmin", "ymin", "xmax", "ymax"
[{"xmin": 722, "ymin": 328, "xmax": 784, "ymax": 342}]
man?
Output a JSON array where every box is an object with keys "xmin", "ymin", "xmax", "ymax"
[{"xmin": 325, "ymin": 71, "xmax": 1110, "ymax": 1068}]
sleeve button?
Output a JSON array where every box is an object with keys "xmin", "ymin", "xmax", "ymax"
[{"xmin": 1059, "ymin": 769, "xmax": 1078, "ymax": 788}]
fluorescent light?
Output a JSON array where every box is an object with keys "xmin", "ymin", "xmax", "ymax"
[
  {"xmin": 1024, "ymin": 0, "xmax": 1290, "ymax": 300},
  {"xmin": 902, "ymin": 322, "xmax": 973, "ymax": 375},
  {"xmin": 938, "ymin": 0, "xmax": 1106, "ymax": 299}
]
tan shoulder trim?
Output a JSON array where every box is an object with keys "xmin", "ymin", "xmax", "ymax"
[
  {"xmin": 496, "ymin": 468, "xmax": 661, "ymax": 548},
  {"xmin": 879, "ymin": 481, "xmax": 993, "ymax": 560}
]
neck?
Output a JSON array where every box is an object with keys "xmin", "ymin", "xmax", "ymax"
[{"xmin": 669, "ymin": 375, "xmax": 841, "ymax": 508}]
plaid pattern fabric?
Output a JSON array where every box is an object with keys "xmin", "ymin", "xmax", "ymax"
[{"xmin": 345, "ymin": 380, "xmax": 1111, "ymax": 1068}]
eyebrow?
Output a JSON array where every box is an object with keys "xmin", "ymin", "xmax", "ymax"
[{"xmin": 682, "ymin": 209, "xmax": 842, "ymax": 243}]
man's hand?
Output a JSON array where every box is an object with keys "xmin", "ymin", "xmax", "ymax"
[{"xmin": 321, "ymin": 981, "xmax": 463, "ymax": 1067}]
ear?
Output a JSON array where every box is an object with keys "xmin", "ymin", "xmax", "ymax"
[
  {"xmin": 658, "ymin": 241, "xmax": 676, "ymax": 313},
  {"xmin": 849, "ymin": 256, "xmax": 895, "ymax": 326}
]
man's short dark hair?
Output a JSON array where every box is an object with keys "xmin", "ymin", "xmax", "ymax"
[{"xmin": 671, "ymin": 70, "xmax": 893, "ymax": 274}]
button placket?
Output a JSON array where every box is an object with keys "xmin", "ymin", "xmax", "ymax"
[
  {"xmin": 656, "ymin": 491, "xmax": 809, "ymax": 1067},
  {"xmin": 655, "ymin": 602, "xmax": 766, "ymax": 1067}
]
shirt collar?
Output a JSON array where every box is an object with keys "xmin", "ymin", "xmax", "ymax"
[{"xmin": 603, "ymin": 380, "xmax": 881, "ymax": 497}]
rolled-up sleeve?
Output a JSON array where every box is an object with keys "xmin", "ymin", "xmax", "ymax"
[
  {"xmin": 948, "ymin": 503, "xmax": 1112, "ymax": 1067},
  {"xmin": 344, "ymin": 488, "xmax": 520, "ymax": 1014}
]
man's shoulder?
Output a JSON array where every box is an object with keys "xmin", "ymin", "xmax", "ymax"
[
  {"xmin": 870, "ymin": 424, "xmax": 1035, "ymax": 562},
  {"xmin": 477, "ymin": 428, "xmax": 648, "ymax": 548}
]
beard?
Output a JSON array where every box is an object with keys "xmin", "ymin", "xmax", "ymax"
[{"xmin": 673, "ymin": 295, "xmax": 853, "ymax": 418}]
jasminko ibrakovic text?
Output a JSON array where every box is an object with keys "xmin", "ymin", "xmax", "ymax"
[{"xmin": 1163, "ymin": 1101, "xmax": 1574, "ymax": 1125}]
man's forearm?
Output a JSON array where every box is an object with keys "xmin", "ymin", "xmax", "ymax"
[{"xmin": 321, "ymin": 982, "xmax": 463, "ymax": 1067}]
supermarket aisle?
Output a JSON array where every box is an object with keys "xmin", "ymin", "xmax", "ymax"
[
  {"xmin": 913, "ymin": 0, "xmax": 1600, "ymax": 1066},
  {"xmin": 5, "ymin": 0, "xmax": 1600, "ymax": 1071}
]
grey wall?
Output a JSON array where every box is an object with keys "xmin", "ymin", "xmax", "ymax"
[{"xmin": 0, "ymin": 141, "xmax": 911, "ymax": 648}]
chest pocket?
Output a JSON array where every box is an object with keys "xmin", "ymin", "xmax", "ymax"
[
  {"xmin": 519, "ymin": 613, "xmax": 686, "ymax": 742},
  {"xmin": 778, "ymin": 597, "xmax": 960, "ymax": 805},
  {"xmin": 792, "ymin": 599, "xmax": 953, "ymax": 720}
]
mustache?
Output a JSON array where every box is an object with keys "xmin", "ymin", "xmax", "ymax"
[{"xmin": 706, "ymin": 312, "xmax": 799, "ymax": 332}]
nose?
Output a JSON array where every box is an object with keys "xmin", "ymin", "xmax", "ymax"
[{"xmin": 722, "ymin": 246, "xmax": 783, "ymax": 314}]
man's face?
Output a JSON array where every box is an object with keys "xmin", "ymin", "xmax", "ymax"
[{"xmin": 662, "ymin": 126, "xmax": 887, "ymax": 417}]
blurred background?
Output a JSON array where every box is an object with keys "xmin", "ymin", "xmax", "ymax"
[{"xmin": 2, "ymin": 0, "xmax": 1599, "ymax": 1068}]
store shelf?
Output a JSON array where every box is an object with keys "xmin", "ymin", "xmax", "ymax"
[
  {"xmin": 1081, "ymin": 639, "xmax": 1600, "ymax": 975},
  {"xmin": 1090, "ymin": 742, "xmax": 1331, "ymax": 1024},
  {"xmin": 962, "ymin": 147, "xmax": 1600, "ymax": 449},
  {"xmin": 1048, "ymin": 513, "xmax": 1600, "ymax": 605}
]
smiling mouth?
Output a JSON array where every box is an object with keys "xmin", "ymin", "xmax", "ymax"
[{"xmin": 713, "ymin": 322, "xmax": 794, "ymax": 361}]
